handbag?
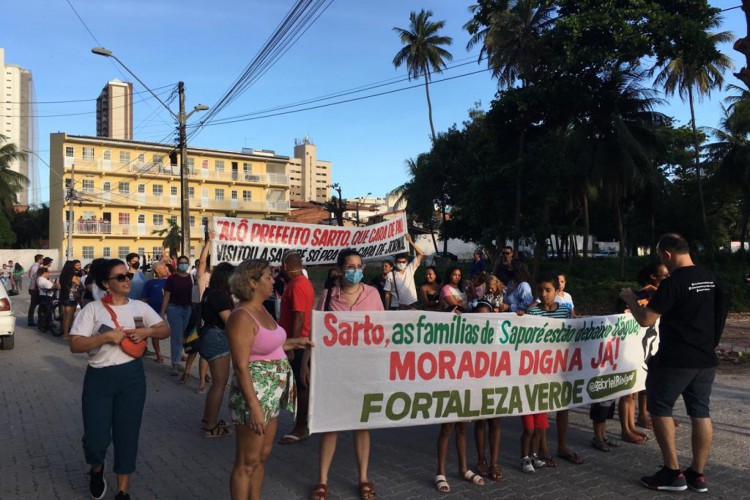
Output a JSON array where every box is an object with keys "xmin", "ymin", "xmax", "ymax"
[
  {"xmin": 101, "ymin": 300, "xmax": 147, "ymax": 359},
  {"xmin": 183, "ymin": 303, "xmax": 203, "ymax": 355}
]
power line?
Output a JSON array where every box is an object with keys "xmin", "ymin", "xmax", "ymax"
[
  {"xmin": 63, "ymin": 0, "xmax": 102, "ymax": 46},
  {"xmin": 0, "ymin": 83, "xmax": 177, "ymax": 105},
  {"xmin": 200, "ymin": 67, "xmax": 492, "ymax": 127}
]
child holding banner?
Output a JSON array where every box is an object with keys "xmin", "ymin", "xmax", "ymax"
[{"xmin": 518, "ymin": 271, "xmax": 583, "ymax": 468}]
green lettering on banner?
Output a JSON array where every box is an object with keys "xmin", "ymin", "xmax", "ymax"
[
  {"xmin": 386, "ymin": 392, "xmax": 410, "ymax": 421},
  {"xmin": 586, "ymin": 371, "xmax": 638, "ymax": 399},
  {"xmin": 360, "ymin": 393, "xmax": 384, "ymax": 422}
]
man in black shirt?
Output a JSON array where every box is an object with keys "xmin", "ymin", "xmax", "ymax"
[
  {"xmin": 620, "ymin": 233, "xmax": 716, "ymax": 493},
  {"xmin": 493, "ymin": 246, "xmax": 514, "ymax": 284}
]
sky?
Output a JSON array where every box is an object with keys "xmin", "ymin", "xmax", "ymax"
[{"xmin": 1, "ymin": 0, "xmax": 747, "ymax": 207}]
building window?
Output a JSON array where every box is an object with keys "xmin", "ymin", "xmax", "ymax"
[
  {"xmin": 137, "ymin": 214, "xmax": 145, "ymax": 224},
  {"xmin": 137, "ymin": 247, "xmax": 145, "ymax": 256},
  {"xmin": 189, "ymin": 216, "xmax": 195, "ymax": 227},
  {"xmin": 118, "ymin": 213, "xmax": 130, "ymax": 225},
  {"xmin": 231, "ymin": 190, "xmax": 238, "ymax": 200},
  {"xmin": 215, "ymin": 160, "xmax": 224, "ymax": 172},
  {"xmin": 137, "ymin": 153, "xmax": 145, "ymax": 164},
  {"xmin": 137, "ymin": 184, "xmax": 145, "ymax": 194},
  {"xmin": 102, "ymin": 247, "xmax": 111, "ymax": 258},
  {"xmin": 153, "ymin": 154, "xmax": 163, "ymax": 166},
  {"xmin": 202, "ymin": 159, "xmax": 208, "ymax": 169},
  {"xmin": 170, "ymin": 186, "xmax": 178, "ymax": 196},
  {"xmin": 82, "ymin": 179, "xmax": 95, "ymax": 192},
  {"xmin": 215, "ymin": 189, "xmax": 224, "ymax": 201},
  {"xmin": 118, "ymin": 247, "xmax": 129, "ymax": 259},
  {"xmin": 153, "ymin": 214, "xmax": 163, "ymax": 226},
  {"xmin": 103, "ymin": 150, "xmax": 111, "ymax": 162},
  {"xmin": 188, "ymin": 187, "xmax": 194, "ymax": 198},
  {"xmin": 187, "ymin": 158, "xmax": 195, "ymax": 169},
  {"xmin": 82, "ymin": 246, "xmax": 94, "ymax": 259},
  {"xmin": 119, "ymin": 151, "xmax": 131, "ymax": 164},
  {"xmin": 82, "ymin": 147, "xmax": 94, "ymax": 160},
  {"xmin": 152, "ymin": 185, "xmax": 163, "ymax": 197},
  {"xmin": 103, "ymin": 181, "xmax": 111, "ymax": 192},
  {"xmin": 169, "ymin": 215, "xmax": 178, "ymax": 224},
  {"xmin": 65, "ymin": 146, "xmax": 74, "ymax": 158},
  {"xmin": 152, "ymin": 247, "xmax": 162, "ymax": 259},
  {"xmin": 243, "ymin": 190, "xmax": 252, "ymax": 202},
  {"xmin": 118, "ymin": 182, "xmax": 129, "ymax": 195}
]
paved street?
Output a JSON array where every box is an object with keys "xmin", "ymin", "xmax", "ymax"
[{"xmin": 1, "ymin": 292, "xmax": 749, "ymax": 499}]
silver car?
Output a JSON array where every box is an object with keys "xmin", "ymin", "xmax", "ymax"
[{"xmin": 0, "ymin": 282, "xmax": 16, "ymax": 350}]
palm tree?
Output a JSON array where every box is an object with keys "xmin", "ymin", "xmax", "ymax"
[
  {"xmin": 153, "ymin": 218, "xmax": 182, "ymax": 257},
  {"xmin": 0, "ymin": 134, "xmax": 30, "ymax": 212},
  {"xmin": 388, "ymin": 155, "xmax": 440, "ymax": 251},
  {"xmin": 650, "ymin": 23, "xmax": 734, "ymax": 258},
  {"xmin": 463, "ymin": 0, "xmax": 554, "ymax": 249},
  {"xmin": 566, "ymin": 72, "xmax": 668, "ymax": 277},
  {"xmin": 393, "ymin": 9, "xmax": 453, "ymax": 142}
]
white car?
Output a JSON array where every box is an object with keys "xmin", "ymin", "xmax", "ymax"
[{"xmin": 0, "ymin": 283, "xmax": 16, "ymax": 350}]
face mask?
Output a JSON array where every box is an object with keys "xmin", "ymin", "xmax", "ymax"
[
  {"xmin": 131, "ymin": 262, "xmax": 140, "ymax": 270},
  {"xmin": 178, "ymin": 263, "xmax": 189, "ymax": 273},
  {"xmin": 343, "ymin": 269, "xmax": 364, "ymax": 285},
  {"xmin": 396, "ymin": 263, "xmax": 407, "ymax": 271}
]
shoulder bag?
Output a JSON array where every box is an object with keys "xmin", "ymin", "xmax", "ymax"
[{"xmin": 101, "ymin": 301, "xmax": 147, "ymax": 358}]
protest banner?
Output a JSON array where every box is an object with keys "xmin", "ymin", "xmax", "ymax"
[
  {"xmin": 211, "ymin": 213, "xmax": 408, "ymax": 266},
  {"xmin": 308, "ymin": 310, "xmax": 658, "ymax": 433}
]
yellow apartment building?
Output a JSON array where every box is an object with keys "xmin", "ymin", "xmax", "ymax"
[{"xmin": 49, "ymin": 133, "xmax": 291, "ymax": 263}]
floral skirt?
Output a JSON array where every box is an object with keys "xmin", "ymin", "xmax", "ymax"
[{"xmin": 228, "ymin": 358, "xmax": 296, "ymax": 425}]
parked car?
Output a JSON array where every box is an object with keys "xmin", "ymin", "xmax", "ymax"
[
  {"xmin": 425, "ymin": 252, "xmax": 459, "ymax": 266},
  {"xmin": 0, "ymin": 282, "xmax": 16, "ymax": 350},
  {"xmin": 594, "ymin": 250, "xmax": 618, "ymax": 258}
]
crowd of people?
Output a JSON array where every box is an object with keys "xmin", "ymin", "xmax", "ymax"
[{"xmin": 14, "ymin": 231, "xmax": 720, "ymax": 499}]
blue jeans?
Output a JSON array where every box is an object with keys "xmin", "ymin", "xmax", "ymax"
[{"xmin": 167, "ymin": 304, "xmax": 192, "ymax": 366}]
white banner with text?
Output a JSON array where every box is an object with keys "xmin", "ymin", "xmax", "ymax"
[
  {"xmin": 211, "ymin": 213, "xmax": 408, "ymax": 266},
  {"xmin": 308, "ymin": 310, "xmax": 658, "ymax": 433}
]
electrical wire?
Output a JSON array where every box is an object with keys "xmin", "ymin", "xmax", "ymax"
[{"xmin": 1, "ymin": 83, "xmax": 178, "ymax": 105}]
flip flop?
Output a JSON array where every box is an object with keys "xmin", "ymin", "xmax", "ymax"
[
  {"xmin": 435, "ymin": 475, "xmax": 450, "ymax": 493},
  {"xmin": 462, "ymin": 470, "xmax": 485, "ymax": 486},
  {"xmin": 592, "ymin": 437, "xmax": 610, "ymax": 452},
  {"xmin": 621, "ymin": 434, "xmax": 647, "ymax": 445},
  {"xmin": 557, "ymin": 451, "xmax": 584, "ymax": 464},
  {"xmin": 279, "ymin": 433, "xmax": 307, "ymax": 445}
]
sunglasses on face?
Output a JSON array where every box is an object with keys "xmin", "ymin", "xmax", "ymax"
[{"xmin": 108, "ymin": 273, "xmax": 132, "ymax": 282}]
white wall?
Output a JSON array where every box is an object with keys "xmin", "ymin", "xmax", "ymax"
[{"xmin": 0, "ymin": 249, "xmax": 61, "ymax": 271}]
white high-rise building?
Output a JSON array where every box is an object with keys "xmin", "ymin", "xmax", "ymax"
[
  {"xmin": 96, "ymin": 79, "xmax": 133, "ymax": 140},
  {"xmin": 0, "ymin": 48, "xmax": 32, "ymax": 206}
]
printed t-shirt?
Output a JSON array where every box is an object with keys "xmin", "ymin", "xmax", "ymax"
[
  {"xmin": 383, "ymin": 261, "xmax": 419, "ymax": 307},
  {"xmin": 316, "ymin": 284, "xmax": 384, "ymax": 312},
  {"xmin": 141, "ymin": 278, "xmax": 167, "ymax": 314},
  {"xmin": 554, "ymin": 291, "xmax": 575, "ymax": 310},
  {"xmin": 70, "ymin": 299, "xmax": 163, "ymax": 368},
  {"xmin": 201, "ymin": 287, "xmax": 233, "ymax": 330},
  {"xmin": 165, "ymin": 273, "xmax": 193, "ymax": 306},
  {"xmin": 28, "ymin": 263, "xmax": 40, "ymax": 290},
  {"xmin": 278, "ymin": 274, "xmax": 315, "ymax": 338},
  {"xmin": 647, "ymin": 265, "xmax": 717, "ymax": 368}
]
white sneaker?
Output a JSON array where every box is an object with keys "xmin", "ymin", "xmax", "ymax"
[
  {"xmin": 521, "ymin": 456, "xmax": 535, "ymax": 473},
  {"xmin": 531, "ymin": 453, "xmax": 547, "ymax": 469}
]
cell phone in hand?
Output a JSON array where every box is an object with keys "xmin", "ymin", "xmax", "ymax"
[
  {"xmin": 97, "ymin": 324, "xmax": 113, "ymax": 335},
  {"xmin": 134, "ymin": 316, "xmax": 145, "ymax": 329}
]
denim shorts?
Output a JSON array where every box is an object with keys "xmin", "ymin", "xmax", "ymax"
[
  {"xmin": 646, "ymin": 363, "xmax": 716, "ymax": 418},
  {"xmin": 198, "ymin": 325, "xmax": 230, "ymax": 362}
]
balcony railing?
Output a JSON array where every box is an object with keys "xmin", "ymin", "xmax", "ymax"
[
  {"xmin": 65, "ymin": 222, "xmax": 207, "ymax": 237},
  {"xmin": 67, "ymin": 158, "xmax": 288, "ymax": 185}
]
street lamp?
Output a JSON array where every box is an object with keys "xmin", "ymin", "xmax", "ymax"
[{"xmin": 91, "ymin": 47, "xmax": 208, "ymax": 257}]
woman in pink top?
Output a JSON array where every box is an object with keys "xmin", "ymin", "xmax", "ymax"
[
  {"xmin": 226, "ymin": 259, "xmax": 312, "ymax": 500},
  {"xmin": 306, "ymin": 249, "xmax": 383, "ymax": 500}
]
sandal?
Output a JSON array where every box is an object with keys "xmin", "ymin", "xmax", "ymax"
[
  {"xmin": 621, "ymin": 433, "xmax": 647, "ymax": 445},
  {"xmin": 201, "ymin": 419, "xmax": 226, "ymax": 430},
  {"xmin": 603, "ymin": 436, "xmax": 620, "ymax": 447},
  {"xmin": 195, "ymin": 386, "xmax": 206, "ymax": 394},
  {"xmin": 310, "ymin": 483, "xmax": 327, "ymax": 500},
  {"xmin": 358, "ymin": 481, "xmax": 376, "ymax": 500},
  {"xmin": 476, "ymin": 460, "xmax": 490, "ymax": 477},
  {"xmin": 462, "ymin": 470, "xmax": 485, "ymax": 486},
  {"xmin": 435, "ymin": 475, "xmax": 450, "ymax": 493},
  {"xmin": 154, "ymin": 355, "xmax": 164, "ymax": 364},
  {"xmin": 557, "ymin": 451, "xmax": 584, "ymax": 465},
  {"xmin": 592, "ymin": 437, "xmax": 610, "ymax": 452},
  {"xmin": 489, "ymin": 464, "xmax": 504, "ymax": 481},
  {"xmin": 204, "ymin": 423, "xmax": 232, "ymax": 438},
  {"xmin": 179, "ymin": 373, "xmax": 189, "ymax": 385},
  {"xmin": 541, "ymin": 456, "xmax": 557, "ymax": 468}
]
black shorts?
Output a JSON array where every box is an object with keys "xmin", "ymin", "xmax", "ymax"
[
  {"xmin": 646, "ymin": 364, "xmax": 716, "ymax": 418},
  {"xmin": 589, "ymin": 400, "xmax": 616, "ymax": 423}
]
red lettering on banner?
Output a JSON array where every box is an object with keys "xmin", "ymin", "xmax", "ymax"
[
  {"xmin": 323, "ymin": 313, "xmax": 338, "ymax": 347},
  {"xmin": 457, "ymin": 351, "xmax": 475, "ymax": 378},
  {"xmin": 519, "ymin": 348, "xmax": 582, "ymax": 375},
  {"xmin": 439, "ymin": 351, "xmax": 456, "ymax": 379},
  {"xmin": 390, "ymin": 351, "xmax": 415, "ymax": 380},
  {"xmin": 321, "ymin": 314, "xmax": 384, "ymax": 347}
]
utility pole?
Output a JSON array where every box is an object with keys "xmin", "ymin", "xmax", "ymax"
[
  {"xmin": 66, "ymin": 164, "xmax": 75, "ymax": 260},
  {"xmin": 178, "ymin": 82, "xmax": 191, "ymax": 258}
]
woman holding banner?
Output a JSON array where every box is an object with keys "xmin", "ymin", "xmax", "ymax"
[
  {"xmin": 307, "ymin": 248, "xmax": 383, "ymax": 500},
  {"xmin": 226, "ymin": 259, "xmax": 312, "ymax": 500}
]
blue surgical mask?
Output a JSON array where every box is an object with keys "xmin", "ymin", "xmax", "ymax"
[
  {"xmin": 343, "ymin": 269, "xmax": 364, "ymax": 285},
  {"xmin": 178, "ymin": 263, "xmax": 189, "ymax": 273}
]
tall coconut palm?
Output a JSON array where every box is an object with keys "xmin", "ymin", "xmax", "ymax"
[
  {"xmin": 463, "ymin": 0, "xmax": 554, "ymax": 250},
  {"xmin": 393, "ymin": 9, "xmax": 453, "ymax": 142},
  {"xmin": 650, "ymin": 23, "xmax": 734, "ymax": 258},
  {"xmin": 0, "ymin": 134, "xmax": 30, "ymax": 212},
  {"xmin": 566, "ymin": 72, "xmax": 667, "ymax": 277},
  {"xmin": 153, "ymin": 218, "xmax": 182, "ymax": 257}
]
